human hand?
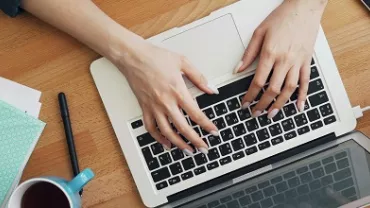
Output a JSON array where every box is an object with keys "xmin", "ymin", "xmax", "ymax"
[
  {"xmin": 116, "ymin": 41, "xmax": 219, "ymax": 156},
  {"xmin": 236, "ymin": 0, "xmax": 327, "ymax": 118}
]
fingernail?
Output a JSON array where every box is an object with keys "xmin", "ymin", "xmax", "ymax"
[
  {"xmin": 183, "ymin": 149, "xmax": 194, "ymax": 156},
  {"xmin": 207, "ymin": 84, "xmax": 219, "ymax": 94},
  {"xmin": 242, "ymin": 102, "xmax": 250, "ymax": 110},
  {"xmin": 198, "ymin": 147, "xmax": 209, "ymax": 154},
  {"xmin": 233, "ymin": 61, "xmax": 243, "ymax": 74},
  {"xmin": 268, "ymin": 109, "xmax": 279, "ymax": 119},
  {"xmin": 298, "ymin": 101, "xmax": 305, "ymax": 112},
  {"xmin": 163, "ymin": 144, "xmax": 171, "ymax": 151},
  {"xmin": 252, "ymin": 110, "xmax": 262, "ymax": 118},
  {"xmin": 210, "ymin": 130, "xmax": 219, "ymax": 136}
]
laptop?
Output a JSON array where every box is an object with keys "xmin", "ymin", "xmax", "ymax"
[{"xmin": 90, "ymin": 0, "xmax": 361, "ymax": 207}]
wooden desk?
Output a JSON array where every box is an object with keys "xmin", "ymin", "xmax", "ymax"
[{"xmin": 1, "ymin": 0, "xmax": 370, "ymax": 207}]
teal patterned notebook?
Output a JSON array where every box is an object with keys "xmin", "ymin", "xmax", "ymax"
[{"xmin": 0, "ymin": 100, "xmax": 45, "ymax": 206}]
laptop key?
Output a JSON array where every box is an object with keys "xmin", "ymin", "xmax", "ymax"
[
  {"xmin": 244, "ymin": 133, "xmax": 257, "ymax": 146},
  {"xmin": 137, "ymin": 133, "xmax": 155, "ymax": 147},
  {"xmin": 194, "ymin": 166, "xmax": 206, "ymax": 175},
  {"xmin": 213, "ymin": 117, "xmax": 227, "ymax": 130},
  {"xmin": 142, "ymin": 146, "xmax": 153, "ymax": 160},
  {"xmin": 309, "ymin": 180, "xmax": 322, "ymax": 191},
  {"xmin": 283, "ymin": 103, "xmax": 297, "ymax": 117},
  {"xmin": 151, "ymin": 143, "xmax": 164, "ymax": 155},
  {"xmin": 232, "ymin": 151, "xmax": 245, "ymax": 161},
  {"xmin": 231, "ymin": 138, "xmax": 245, "ymax": 151},
  {"xmin": 284, "ymin": 131, "xmax": 297, "ymax": 140},
  {"xmin": 156, "ymin": 181, "xmax": 168, "ymax": 190},
  {"xmin": 300, "ymin": 172, "xmax": 313, "ymax": 183},
  {"xmin": 287, "ymin": 177, "xmax": 300, "ymax": 188},
  {"xmin": 283, "ymin": 171, "xmax": 296, "ymax": 179},
  {"xmin": 225, "ymin": 112, "xmax": 239, "ymax": 126},
  {"xmin": 276, "ymin": 181, "xmax": 289, "ymax": 193},
  {"xmin": 297, "ymin": 126, "xmax": 310, "ymax": 135},
  {"xmin": 309, "ymin": 161, "xmax": 321, "ymax": 169},
  {"xmin": 251, "ymin": 190, "xmax": 264, "ymax": 202},
  {"xmin": 256, "ymin": 128, "xmax": 270, "ymax": 142},
  {"xmin": 147, "ymin": 158, "xmax": 160, "ymax": 171},
  {"xmin": 282, "ymin": 118, "xmax": 295, "ymax": 132},
  {"xmin": 208, "ymin": 200, "xmax": 220, "ymax": 208},
  {"xmin": 263, "ymin": 186, "xmax": 276, "ymax": 197},
  {"xmin": 272, "ymin": 193, "xmax": 286, "ymax": 204},
  {"xmin": 181, "ymin": 171, "xmax": 194, "ymax": 181},
  {"xmin": 319, "ymin": 103, "xmax": 333, "ymax": 117},
  {"xmin": 220, "ymin": 156, "xmax": 232, "ymax": 165},
  {"xmin": 308, "ymin": 79, "xmax": 324, "ymax": 94},
  {"xmin": 168, "ymin": 176, "xmax": 181, "ymax": 185},
  {"xmin": 322, "ymin": 156, "xmax": 334, "ymax": 164},
  {"xmin": 312, "ymin": 167, "xmax": 324, "ymax": 179},
  {"xmin": 233, "ymin": 123, "xmax": 246, "ymax": 137},
  {"xmin": 335, "ymin": 151, "xmax": 347, "ymax": 160},
  {"xmin": 333, "ymin": 168, "xmax": 351, "ymax": 181},
  {"xmin": 159, "ymin": 152, "xmax": 172, "ymax": 166},
  {"xmin": 207, "ymin": 161, "xmax": 219, "ymax": 170},
  {"xmin": 245, "ymin": 118, "xmax": 259, "ymax": 132},
  {"xmin": 171, "ymin": 148, "xmax": 184, "ymax": 161},
  {"xmin": 285, "ymin": 189, "xmax": 298, "ymax": 199},
  {"xmin": 249, "ymin": 203, "xmax": 262, "ymax": 208},
  {"xmin": 151, "ymin": 167, "xmax": 171, "ymax": 182},
  {"xmin": 309, "ymin": 91, "xmax": 329, "ymax": 107},
  {"xmin": 333, "ymin": 177, "xmax": 353, "ymax": 191},
  {"xmin": 258, "ymin": 114, "xmax": 272, "ymax": 127},
  {"xmin": 208, "ymin": 135, "xmax": 222, "ymax": 147},
  {"xmin": 219, "ymin": 143, "xmax": 233, "ymax": 156},
  {"xmin": 226, "ymin": 200, "xmax": 240, "ymax": 208},
  {"xmin": 310, "ymin": 66, "xmax": 319, "ymax": 79},
  {"xmin": 203, "ymin": 108, "xmax": 216, "ymax": 119},
  {"xmin": 269, "ymin": 123, "xmax": 282, "ymax": 137},
  {"xmin": 297, "ymin": 166, "xmax": 308, "ymax": 174},
  {"xmin": 182, "ymin": 158, "xmax": 195, "ymax": 171},
  {"xmin": 258, "ymin": 181, "xmax": 270, "ymax": 189},
  {"xmin": 342, "ymin": 187, "xmax": 356, "ymax": 198},
  {"xmin": 208, "ymin": 148, "xmax": 220, "ymax": 161},
  {"xmin": 245, "ymin": 146, "xmax": 258, "ymax": 155},
  {"xmin": 324, "ymin": 115, "xmax": 336, "ymax": 125},
  {"xmin": 272, "ymin": 110, "xmax": 285, "ymax": 122},
  {"xmin": 321, "ymin": 175, "xmax": 334, "ymax": 186},
  {"xmin": 227, "ymin": 98, "xmax": 241, "ymax": 111},
  {"xmin": 131, "ymin": 119, "xmax": 143, "ymax": 129},
  {"xmin": 221, "ymin": 196, "xmax": 233, "ymax": 203},
  {"xmin": 311, "ymin": 120, "xmax": 323, "ymax": 130},
  {"xmin": 214, "ymin": 103, "xmax": 228, "ymax": 116},
  {"xmin": 239, "ymin": 195, "xmax": 252, "ymax": 206},
  {"xmin": 232, "ymin": 191, "xmax": 245, "ymax": 198},
  {"xmin": 169, "ymin": 163, "xmax": 183, "ymax": 175},
  {"xmin": 237, "ymin": 109, "xmax": 252, "ymax": 121},
  {"xmin": 194, "ymin": 153, "xmax": 208, "ymax": 166},
  {"xmin": 297, "ymin": 184, "xmax": 310, "ymax": 195},
  {"xmin": 221, "ymin": 128, "xmax": 234, "ymax": 142},
  {"xmin": 294, "ymin": 113, "xmax": 308, "ymax": 127},
  {"xmin": 245, "ymin": 186, "xmax": 257, "ymax": 194},
  {"xmin": 271, "ymin": 136, "xmax": 284, "ymax": 145},
  {"xmin": 260, "ymin": 198, "xmax": 273, "ymax": 208},
  {"xmin": 258, "ymin": 141, "xmax": 271, "ymax": 150},
  {"xmin": 307, "ymin": 108, "xmax": 321, "ymax": 122},
  {"xmin": 271, "ymin": 176, "xmax": 283, "ymax": 184},
  {"xmin": 337, "ymin": 158, "xmax": 349, "ymax": 169}
]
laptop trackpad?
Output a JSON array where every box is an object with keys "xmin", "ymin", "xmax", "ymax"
[{"xmin": 161, "ymin": 14, "xmax": 245, "ymax": 88}]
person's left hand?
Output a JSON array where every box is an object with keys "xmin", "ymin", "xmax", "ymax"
[{"xmin": 236, "ymin": 0, "xmax": 328, "ymax": 119}]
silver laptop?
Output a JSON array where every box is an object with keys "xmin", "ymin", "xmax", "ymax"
[{"xmin": 90, "ymin": 0, "xmax": 361, "ymax": 207}]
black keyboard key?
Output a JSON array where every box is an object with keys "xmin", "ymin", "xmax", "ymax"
[
  {"xmin": 300, "ymin": 172, "xmax": 313, "ymax": 183},
  {"xmin": 213, "ymin": 117, "xmax": 227, "ymax": 130},
  {"xmin": 151, "ymin": 167, "xmax": 171, "ymax": 182},
  {"xmin": 335, "ymin": 151, "xmax": 347, "ymax": 160},
  {"xmin": 324, "ymin": 115, "xmax": 336, "ymax": 125},
  {"xmin": 285, "ymin": 189, "xmax": 298, "ymax": 199},
  {"xmin": 342, "ymin": 187, "xmax": 356, "ymax": 198},
  {"xmin": 219, "ymin": 143, "xmax": 233, "ymax": 156},
  {"xmin": 294, "ymin": 113, "xmax": 308, "ymax": 127},
  {"xmin": 237, "ymin": 109, "xmax": 252, "ymax": 121},
  {"xmin": 151, "ymin": 143, "xmax": 164, "ymax": 155},
  {"xmin": 220, "ymin": 156, "xmax": 232, "ymax": 165},
  {"xmin": 171, "ymin": 148, "xmax": 184, "ymax": 161},
  {"xmin": 297, "ymin": 184, "xmax": 310, "ymax": 195},
  {"xmin": 156, "ymin": 181, "xmax": 168, "ymax": 190},
  {"xmin": 142, "ymin": 146, "xmax": 153, "ymax": 160},
  {"xmin": 297, "ymin": 166, "xmax": 308, "ymax": 174},
  {"xmin": 321, "ymin": 175, "xmax": 334, "ymax": 186},
  {"xmin": 203, "ymin": 108, "xmax": 216, "ymax": 119},
  {"xmin": 208, "ymin": 135, "xmax": 221, "ymax": 146},
  {"xmin": 232, "ymin": 151, "xmax": 245, "ymax": 160},
  {"xmin": 258, "ymin": 114, "xmax": 272, "ymax": 127},
  {"xmin": 207, "ymin": 161, "xmax": 219, "ymax": 170},
  {"xmin": 245, "ymin": 146, "xmax": 258, "ymax": 155},
  {"xmin": 263, "ymin": 186, "xmax": 276, "ymax": 197},
  {"xmin": 312, "ymin": 167, "xmax": 325, "ymax": 179},
  {"xmin": 297, "ymin": 126, "xmax": 310, "ymax": 135},
  {"xmin": 232, "ymin": 191, "xmax": 245, "ymax": 198},
  {"xmin": 181, "ymin": 171, "xmax": 194, "ymax": 181},
  {"xmin": 284, "ymin": 131, "xmax": 297, "ymax": 140},
  {"xmin": 232, "ymin": 123, "xmax": 246, "ymax": 137},
  {"xmin": 269, "ymin": 123, "xmax": 282, "ymax": 137},
  {"xmin": 283, "ymin": 171, "xmax": 296, "ymax": 179},
  {"xmin": 271, "ymin": 136, "xmax": 284, "ymax": 145},
  {"xmin": 308, "ymin": 79, "xmax": 324, "ymax": 94},
  {"xmin": 226, "ymin": 200, "xmax": 240, "ymax": 208},
  {"xmin": 337, "ymin": 158, "xmax": 349, "ymax": 169},
  {"xmin": 272, "ymin": 193, "xmax": 285, "ymax": 204},
  {"xmin": 333, "ymin": 168, "xmax": 351, "ymax": 181},
  {"xmin": 245, "ymin": 186, "xmax": 257, "ymax": 194},
  {"xmin": 276, "ymin": 181, "xmax": 289, "ymax": 193},
  {"xmin": 227, "ymin": 98, "xmax": 241, "ymax": 111},
  {"xmin": 320, "ymin": 103, "xmax": 333, "ymax": 117},
  {"xmin": 146, "ymin": 158, "xmax": 160, "ymax": 171},
  {"xmin": 258, "ymin": 181, "xmax": 270, "ymax": 189},
  {"xmin": 245, "ymin": 118, "xmax": 259, "ymax": 132},
  {"xmin": 249, "ymin": 203, "xmax": 262, "ymax": 208},
  {"xmin": 271, "ymin": 176, "xmax": 283, "ymax": 184},
  {"xmin": 244, "ymin": 133, "xmax": 257, "ymax": 146},
  {"xmin": 231, "ymin": 138, "xmax": 245, "ymax": 151},
  {"xmin": 196, "ymin": 76, "xmax": 253, "ymax": 109},
  {"xmin": 194, "ymin": 166, "xmax": 206, "ymax": 175},
  {"xmin": 159, "ymin": 152, "xmax": 172, "ymax": 166},
  {"xmin": 168, "ymin": 176, "xmax": 181, "ymax": 185},
  {"xmin": 258, "ymin": 141, "xmax": 271, "ymax": 150},
  {"xmin": 311, "ymin": 58, "xmax": 315, "ymax": 66},
  {"xmin": 309, "ymin": 91, "xmax": 329, "ymax": 107},
  {"xmin": 322, "ymin": 156, "xmax": 333, "ymax": 164},
  {"xmin": 283, "ymin": 103, "xmax": 297, "ymax": 117},
  {"xmin": 272, "ymin": 110, "xmax": 285, "ymax": 122},
  {"xmin": 309, "ymin": 180, "xmax": 322, "ymax": 191},
  {"xmin": 182, "ymin": 158, "xmax": 195, "ymax": 171},
  {"xmin": 333, "ymin": 177, "xmax": 353, "ymax": 191},
  {"xmin": 137, "ymin": 133, "xmax": 155, "ymax": 147},
  {"xmin": 307, "ymin": 108, "xmax": 321, "ymax": 122},
  {"xmin": 131, "ymin": 119, "xmax": 143, "ymax": 129},
  {"xmin": 239, "ymin": 195, "xmax": 252, "ymax": 206},
  {"xmin": 309, "ymin": 161, "xmax": 321, "ymax": 170},
  {"xmin": 287, "ymin": 177, "xmax": 300, "ymax": 188},
  {"xmin": 194, "ymin": 153, "xmax": 208, "ymax": 166},
  {"xmin": 225, "ymin": 112, "xmax": 239, "ymax": 126},
  {"xmin": 260, "ymin": 198, "xmax": 273, "ymax": 208},
  {"xmin": 208, "ymin": 148, "xmax": 220, "ymax": 161},
  {"xmin": 251, "ymin": 190, "xmax": 264, "ymax": 202},
  {"xmin": 208, "ymin": 200, "xmax": 220, "ymax": 208},
  {"xmin": 214, "ymin": 103, "xmax": 228, "ymax": 116},
  {"xmin": 304, "ymin": 100, "xmax": 310, "ymax": 110},
  {"xmin": 221, "ymin": 128, "xmax": 234, "ymax": 142},
  {"xmin": 169, "ymin": 163, "xmax": 183, "ymax": 175},
  {"xmin": 311, "ymin": 120, "xmax": 323, "ymax": 130},
  {"xmin": 282, "ymin": 118, "xmax": 295, "ymax": 132},
  {"xmin": 256, "ymin": 128, "xmax": 270, "ymax": 142}
]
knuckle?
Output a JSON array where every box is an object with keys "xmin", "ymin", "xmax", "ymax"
[
  {"xmin": 177, "ymin": 125, "xmax": 187, "ymax": 134},
  {"xmin": 160, "ymin": 127, "xmax": 173, "ymax": 137},
  {"xmin": 253, "ymin": 27, "xmax": 264, "ymax": 37},
  {"xmin": 252, "ymin": 79, "xmax": 265, "ymax": 89},
  {"xmin": 285, "ymin": 82, "xmax": 297, "ymax": 92},
  {"xmin": 268, "ymin": 85, "xmax": 281, "ymax": 95},
  {"xmin": 301, "ymin": 76, "xmax": 310, "ymax": 85},
  {"xmin": 263, "ymin": 47, "xmax": 275, "ymax": 58}
]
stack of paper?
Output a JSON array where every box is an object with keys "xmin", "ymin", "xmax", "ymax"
[{"xmin": 0, "ymin": 77, "xmax": 46, "ymax": 208}]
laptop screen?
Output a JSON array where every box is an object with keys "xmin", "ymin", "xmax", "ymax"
[{"xmin": 179, "ymin": 139, "xmax": 370, "ymax": 208}]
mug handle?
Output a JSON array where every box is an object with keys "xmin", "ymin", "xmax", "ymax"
[{"xmin": 67, "ymin": 168, "xmax": 95, "ymax": 193}]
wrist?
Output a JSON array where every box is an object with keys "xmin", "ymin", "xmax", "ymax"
[{"xmin": 293, "ymin": 0, "xmax": 328, "ymax": 11}]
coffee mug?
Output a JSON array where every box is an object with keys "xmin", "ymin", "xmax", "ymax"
[{"xmin": 7, "ymin": 168, "xmax": 94, "ymax": 208}]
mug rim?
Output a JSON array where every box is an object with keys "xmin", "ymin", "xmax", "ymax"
[{"xmin": 8, "ymin": 178, "xmax": 73, "ymax": 208}]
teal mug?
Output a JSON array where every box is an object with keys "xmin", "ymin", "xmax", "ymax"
[{"xmin": 7, "ymin": 168, "xmax": 94, "ymax": 208}]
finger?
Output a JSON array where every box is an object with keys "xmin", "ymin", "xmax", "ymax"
[
  {"xmin": 142, "ymin": 109, "xmax": 172, "ymax": 150},
  {"xmin": 297, "ymin": 60, "xmax": 310, "ymax": 112},
  {"xmin": 236, "ymin": 27, "xmax": 266, "ymax": 73},
  {"xmin": 169, "ymin": 107, "xmax": 209, "ymax": 154},
  {"xmin": 242, "ymin": 49, "xmax": 275, "ymax": 109},
  {"xmin": 267, "ymin": 65, "xmax": 299, "ymax": 119},
  {"xmin": 181, "ymin": 57, "xmax": 219, "ymax": 95},
  {"xmin": 154, "ymin": 110, "xmax": 194, "ymax": 155}
]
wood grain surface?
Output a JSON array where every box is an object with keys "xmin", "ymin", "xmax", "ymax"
[{"xmin": 1, "ymin": 0, "xmax": 370, "ymax": 207}]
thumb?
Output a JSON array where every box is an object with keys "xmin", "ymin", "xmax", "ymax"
[
  {"xmin": 235, "ymin": 28, "xmax": 266, "ymax": 74},
  {"xmin": 181, "ymin": 57, "xmax": 219, "ymax": 95}
]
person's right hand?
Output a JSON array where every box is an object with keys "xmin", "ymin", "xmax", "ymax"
[{"xmin": 115, "ymin": 40, "xmax": 219, "ymax": 156}]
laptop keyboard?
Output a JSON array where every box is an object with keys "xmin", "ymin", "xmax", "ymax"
[
  {"xmin": 132, "ymin": 58, "xmax": 338, "ymax": 191},
  {"xmin": 194, "ymin": 150, "xmax": 357, "ymax": 208}
]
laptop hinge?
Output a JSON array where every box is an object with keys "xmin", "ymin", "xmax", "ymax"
[{"xmin": 167, "ymin": 132, "xmax": 337, "ymax": 205}]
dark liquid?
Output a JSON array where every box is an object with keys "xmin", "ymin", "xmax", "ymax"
[{"xmin": 21, "ymin": 182, "xmax": 70, "ymax": 208}]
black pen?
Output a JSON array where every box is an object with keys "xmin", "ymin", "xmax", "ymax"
[{"xmin": 58, "ymin": 92, "xmax": 83, "ymax": 196}]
